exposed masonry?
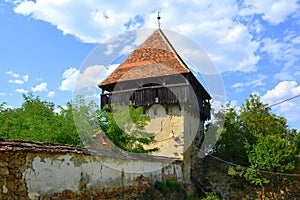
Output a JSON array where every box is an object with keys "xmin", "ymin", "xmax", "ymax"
[
  {"xmin": 2, "ymin": 140, "xmax": 300, "ymax": 199},
  {"xmin": 0, "ymin": 140, "xmax": 184, "ymax": 200}
]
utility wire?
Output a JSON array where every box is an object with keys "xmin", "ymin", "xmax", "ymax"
[
  {"xmin": 268, "ymin": 94, "xmax": 300, "ymax": 108},
  {"xmin": 200, "ymin": 93, "xmax": 300, "ymax": 177},
  {"xmin": 200, "ymin": 149, "xmax": 300, "ymax": 177}
]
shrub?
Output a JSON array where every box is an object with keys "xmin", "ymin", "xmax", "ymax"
[
  {"xmin": 166, "ymin": 179, "xmax": 181, "ymax": 191},
  {"xmin": 154, "ymin": 181, "xmax": 168, "ymax": 193},
  {"xmin": 202, "ymin": 192, "xmax": 219, "ymax": 200}
]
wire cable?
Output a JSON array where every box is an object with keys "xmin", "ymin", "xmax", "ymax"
[
  {"xmin": 200, "ymin": 149, "xmax": 300, "ymax": 177},
  {"xmin": 268, "ymin": 94, "xmax": 300, "ymax": 108}
]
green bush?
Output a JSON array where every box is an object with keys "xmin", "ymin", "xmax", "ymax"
[
  {"xmin": 166, "ymin": 179, "xmax": 181, "ymax": 191},
  {"xmin": 154, "ymin": 181, "xmax": 168, "ymax": 193},
  {"xmin": 145, "ymin": 187, "xmax": 154, "ymax": 196},
  {"xmin": 202, "ymin": 192, "xmax": 219, "ymax": 200}
]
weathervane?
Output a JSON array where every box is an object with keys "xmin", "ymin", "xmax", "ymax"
[{"xmin": 157, "ymin": 10, "xmax": 161, "ymax": 29}]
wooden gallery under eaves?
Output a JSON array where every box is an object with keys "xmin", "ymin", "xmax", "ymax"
[{"xmin": 98, "ymin": 29, "xmax": 211, "ymax": 159}]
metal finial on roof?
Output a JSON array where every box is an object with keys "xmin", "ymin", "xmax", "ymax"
[{"xmin": 157, "ymin": 10, "xmax": 161, "ymax": 29}]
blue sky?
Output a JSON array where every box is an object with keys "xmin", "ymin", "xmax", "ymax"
[{"xmin": 1, "ymin": 0, "xmax": 300, "ymax": 130}]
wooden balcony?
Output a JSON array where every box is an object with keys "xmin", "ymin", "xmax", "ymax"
[{"xmin": 101, "ymin": 84, "xmax": 210, "ymax": 121}]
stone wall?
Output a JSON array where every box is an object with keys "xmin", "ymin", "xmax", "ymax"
[
  {"xmin": 0, "ymin": 140, "xmax": 184, "ymax": 200},
  {"xmin": 194, "ymin": 156, "xmax": 300, "ymax": 199}
]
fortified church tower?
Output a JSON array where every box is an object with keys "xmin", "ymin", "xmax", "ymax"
[{"xmin": 98, "ymin": 28, "xmax": 211, "ymax": 186}]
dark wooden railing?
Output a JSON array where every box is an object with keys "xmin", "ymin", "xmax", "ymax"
[{"xmin": 101, "ymin": 84, "xmax": 210, "ymax": 120}]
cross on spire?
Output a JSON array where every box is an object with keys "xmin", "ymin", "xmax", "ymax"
[{"xmin": 157, "ymin": 10, "xmax": 161, "ymax": 29}]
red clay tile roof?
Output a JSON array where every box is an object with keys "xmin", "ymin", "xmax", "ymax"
[{"xmin": 98, "ymin": 29, "xmax": 190, "ymax": 87}]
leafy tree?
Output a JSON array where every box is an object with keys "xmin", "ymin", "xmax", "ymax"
[
  {"xmin": 0, "ymin": 94, "xmax": 160, "ymax": 153},
  {"xmin": 244, "ymin": 134, "xmax": 298, "ymax": 185},
  {"xmin": 70, "ymin": 96, "xmax": 100, "ymax": 145},
  {"xmin": 97, "ymin": 104, "xmax": 159, "ymax": 153},
  {"xmin": 0, "ymin": 94, "xmax": 82, "ymax": 145},
  {"xmin": 54, "ymin": 102, "xmax": 81, "ymax": 145},
  {"xmin": 210, "ymin": 94, "xmax": 300, "ymax": 185},
  {"xmin": 0, "ymin": 102, "xmax": 14, "ymax": 139},
  {"xmin": 212, "ymin": 104, "xmax": 250, "ymax": 165}
]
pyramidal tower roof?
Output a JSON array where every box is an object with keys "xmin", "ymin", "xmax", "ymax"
[{"xmin": 98, "ymin": 29, "xmax": 190, "ymax": 87}]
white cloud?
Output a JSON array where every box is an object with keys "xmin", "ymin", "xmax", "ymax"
[
  {"xmin": 261, "ymin": 81, "xmax": 300, "ymax": 129},
  {"xmin": 9, "ymin": 79, "xmax": 24, "ymax": 84},
  {"xmin": 241, "ymin": 0, "xmax": 299, "ymax": 25},
  {"xmin": 6, "ymin": 70, "xmax": 20, "ymax": 78},
  {"xmin": 261, "ymin": 31, "xmax": 300, "ymax": 80},
  {"xmin": 261, "ymin": 38, "xmax": 286, "ymax": 62},
  {"xmin": 59, "ymin": 65, "xmax": 117, "ymax": 93},
  {"xmin": 74, "ymin": 65, "xmax": 108, "ymax": 90},
  {"xmin": 47, "ymin": 91, "xmax": 55, "ymax": 97},
  {"xmin": 163, "ymin": 6, "xmax": 260, "ymax": 73},
  {"xmin": 6, "ymin": 71, "xmax": 29, "ymax": 84},
  {"xmin": 232, "ymin": 74, "xmax": 267, "ymax": 89},
  {"xmin": 23, "ymin": 74, "xmax": 29, "ymax": 82},
  {"xmin": 31, "ymin": 82, "xmax": 48, "ymax": 92},
  {"xmin": 232, "ymin": 82, "xmax": 244, "ymax": 88},
  {"xmin": 13, "ymin": 0, "xmax": 141, "ymax": 43},
  {"xmin": 15, "ymin": 88, "xmax": 28, "ymax": 94},
  {"xmin": 59, "ymin": 67, "xmax": 79, "ymax": 91},
  {"xmin": 0, "ymin": 92, "xmax": 6, "ymax": 96},
  {"xmin": 11, "ymin": 0, "xmax": 265, "ymax": 73},
  {"xmin": 262, "ymin": 81, "xmax": 300, "ymax": 104}
]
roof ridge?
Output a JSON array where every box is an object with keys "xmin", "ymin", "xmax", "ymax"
[{"xmin": 155, "ymin": 29, "xmax": 190, "ymax": 71}]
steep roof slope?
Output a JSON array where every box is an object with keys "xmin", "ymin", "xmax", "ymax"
[{"xmin": 98, "ymin": 29, "xmax": 190, "ymax": 87}]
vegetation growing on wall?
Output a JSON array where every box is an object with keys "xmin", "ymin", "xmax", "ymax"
[
  {"xmin": 208, "ymin": 94, "xmax": 300, "ymax": 185},
  {"xmin": 97, "ymin": 104, "xmax": 159, "ymax": 153}
]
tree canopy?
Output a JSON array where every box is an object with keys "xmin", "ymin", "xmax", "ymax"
[
  {"xmin": 0, "ymin": 94, "xmax": 93, "ymax": 146},
  {"xmin": 0, "ymin": 94, "xmax": 158, "ymax": 153},
  {"xmin": 210, "ymin": 94, "xmax": 300, "ymax": 185}
]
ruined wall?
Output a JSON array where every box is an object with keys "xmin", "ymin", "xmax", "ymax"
[
  {"xmin": 194, "ymin": 156, "xmax": 300, "ymax": 199},
  {"xmin": 0, "ymin": 140, "xmax": 184, "ymax": 200}
]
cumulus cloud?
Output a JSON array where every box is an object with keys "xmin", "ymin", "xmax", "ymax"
[
  {"xmin": 262, "ymin": 81, "xmax": 300, "ymax": 102},
  {"xmin": 15, "ymin": 88, "xmax": 28, "ymax": 94},
  {"xmin": 6, "ymin": 71, "xmax": 29, "ymax": 84},
  {"xmin": 261, "ymin": 81, "xmax": 300, "ymax": 128},
  {"xmin": 261, "ymin": 38, "xmax": 293, "ymax": 64},
  {"xmin": 6, "ymin": 70, "xmax": 20, "ymax": 78},
  {"xmin": 10, "ymin": 0, "xmax": 272, "ymax": 73},
  {"xmin": 59, "ymin": 67, "xmax": 79, "ymax": 91},
  {"xmin": 232, "ymin": 74, "xmax": 267, "ymax": 89},
  {"xmin": 31, "ymin": 82, "xmax": 48, "ymax": 92},
  {"xmin": 13, "ymin": 0, "xmax": 147, "ymax": 43},
  {"xmin": 23, "ymin": 74, "xmax": 29, "ymax": 82},
  {"xmin": 260, "ymin": 30, "xmax": 300, "ymax": 80},
  {"xmin": 47, "ymin": 91, "xmax": 56, "ymax": 98},
  {"xmin": 9, "ymin": 79, "xmax": 24, "ymax": 84},
  {"xmin": 74, "ymin": 65, "xmax": 109, "ymax": 91},
  {"xmin": 59, "ymin": 65, "xmax": 116, "ymax": 93},
  {"xmin": 240, "ymin": 0, "xmax": 299, "ymax": 25}
]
